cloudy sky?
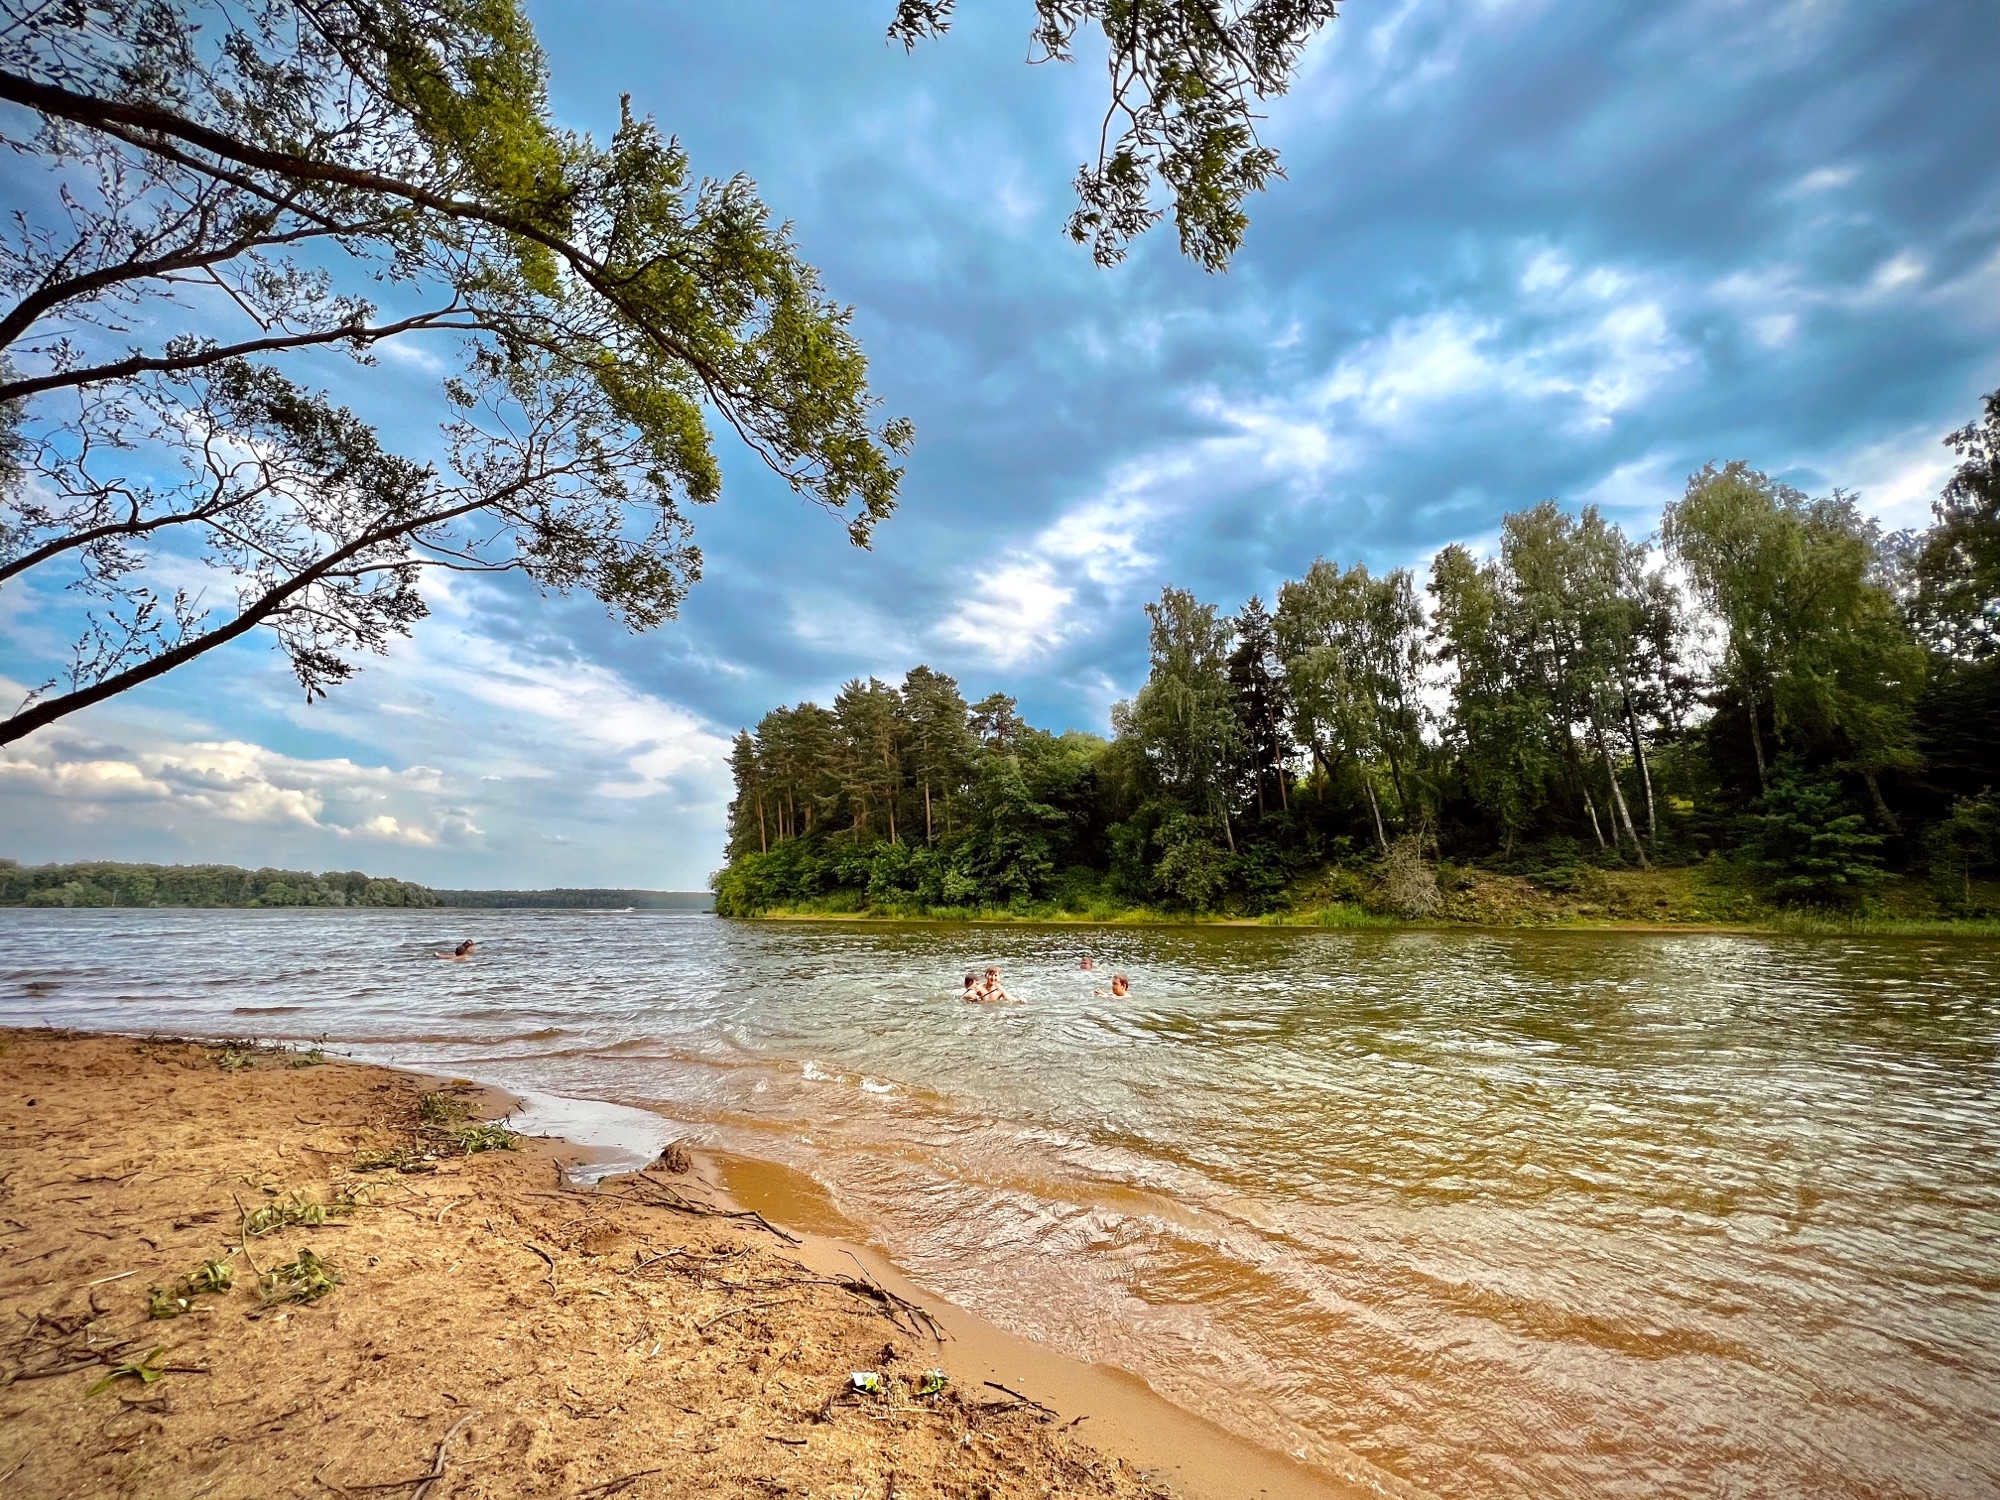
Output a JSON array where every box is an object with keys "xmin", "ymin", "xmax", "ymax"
[{"xmin": 3, "ymin": 0, "xmax": 1996, "ymax": 889}]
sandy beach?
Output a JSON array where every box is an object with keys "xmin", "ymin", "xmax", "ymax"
[{"xmin": 0, "ymin": 1028, "xmax": 1376, "ymax": 1500}]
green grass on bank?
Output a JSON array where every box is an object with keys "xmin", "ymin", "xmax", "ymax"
[{"xmin": 734, "ymin": 862, "xmax": 2000, "ymax": 935}]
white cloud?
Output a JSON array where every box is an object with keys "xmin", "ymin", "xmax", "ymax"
[
  {"xmin": 936, "ymin": 560, "xmax": 1076, "ymax": 667},
  {"xmin": 1789, "ymin": 164, "xmax": 1857, "ymax": 196},
  {"xmin": 0, "ymin": 729, "xmax": 464, "ymax": 843},
  {"xmin": 1868, "ymin": 253, "xmax": 1927, "ymax": 295},
  {"xmin": 1819, "ymin": 426, "xmax": 1959, "ymax": 531},
  {"xmin": 932, "ymin": 480, "xmax": 1164, "ymax": 669}
]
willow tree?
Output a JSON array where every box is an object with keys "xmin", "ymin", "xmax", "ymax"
[{"xmin": 2, "ymin": 0, "xmax": 1342, "ymax": 741}]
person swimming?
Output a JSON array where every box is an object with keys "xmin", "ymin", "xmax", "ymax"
[
  {"xmin": 962, "ymin": 972, "xmax": 982, "ymax": 1002},
  {"xmin": 1080, "ymin": 957, "xmax": 1095, "ymax": 971},
  {"xmin": 437, "ymin": 939, "xmax": 476, "ymax": 960},
  {"xmin": 978, "ymin": 965, "xmax": 1017, "ymax": 1003},
  {"xmin": 1094, "ymin": 973, "xmax": 1130, "ymax": 998}
]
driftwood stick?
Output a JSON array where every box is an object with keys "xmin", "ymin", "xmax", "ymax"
[
  {"xmin": 601, "ymin": 1179, "xmax": 801, "ymax": 1244},
  {"xmin": 577, "ymin": 1469, "xmax": 664, "ymax": 1498},
  {"xmin": 411, "ymin": 1410, "xmax": 476, "ymax": 1500},
  {"xmin": 694, "ymin": 1297, "xmax": 799, "ymax": 1332},
  {"xmin": 522, "ymin": 1242, "xmax": 558, "ymax": 1291},
  {"xmin": 983, "ymin": 1381, "xmax": 1057, "ymax": 1419}
]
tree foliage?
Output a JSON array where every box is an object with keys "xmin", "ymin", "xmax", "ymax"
[
  {"xmin": 719, "ymin": 390, "xmax": 2000, "ymax": 917},
  {"xmin": 2, "ymin": 1, "xmax": 1338, "ymax": 744},
  {"xmin": 888, "ymin": 1, "xmax": 1339, "ymax": 270}
]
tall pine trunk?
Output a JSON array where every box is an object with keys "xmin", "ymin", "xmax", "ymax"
[
  {"xmin": 1746, "ymin": 690, "xmax": 1769, "ymax": 794},
  {"xmin": 1594, "ymin": 711, "xmax": 1647, "ymax": 867},
  {"xmin": 1563, "ymin": 729, "xmax": 1608, "ymax": 849},
  {"xmin": 1863, "ymin": 769, "xmax": 1901, "ymax": 833},
  {"xmin": 1624, "ymin": 691, "xmax": 1656, "ymax": 842},
  {"xmin": 1363, "ymin": 775, "xmax": 1389, "ymax": 851},
  {"xmin": 756, "ymin": 796, "xmax": 768, "ymax": 854}
]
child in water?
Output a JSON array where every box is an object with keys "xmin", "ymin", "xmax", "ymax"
[
  {"xmin": 437, "ymin": 939, "xmax": 476, "ymax": 960},
  {"xmin": 1094, "ymin": 974, "xmax": 1130, "ymax": 998}
]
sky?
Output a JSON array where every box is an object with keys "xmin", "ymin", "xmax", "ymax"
[{"xmin": 3, "ymin": 0, "xmax": 1996, "ymax": 889}]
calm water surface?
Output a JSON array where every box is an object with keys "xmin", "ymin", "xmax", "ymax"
[{"xmin": 4, "ymin": 909, "xmax": 1998, "ymax": 1500}]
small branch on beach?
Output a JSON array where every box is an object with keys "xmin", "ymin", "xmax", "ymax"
[
  {"xmin": 615, "ymin": 1247, "xmax": 689, "ymax": 1276},
  {"xmin": 410, "ymin": 1411, "xmax": 476, "ymax": 1500},
  {"xmin": 601, "ymin": 1177, "xmax": 801, "ymax": 1244},
  {"xmin": 523, "ymin": 1242, "xmax": 558, "ymax": 1291},
  {"xmin": 577, "ymin": 1470, "xmax": 664, "ymax": 1498},
  {"xmin": 982, "ymin": 1381, "xmax": 1057, "ymax": 1420},
  {"xmin": 695, "ymin": 1297, "xmax": 800, "ymax": 1331},
  {"xmin": 820, "ymin": 1251, "xmax": 948, "ymax": 1343}
]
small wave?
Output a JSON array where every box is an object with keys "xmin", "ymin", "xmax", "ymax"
[
  {"xmin": 860, "ymin": 1077, "xmax": 895, "ymax": 1095},
  {"xmin": 801, "ymin": 1060, "xmax": 840, "ymax": 1083},
  {"xmin": 232, "ymin": 1004, "xmax": 304, "ymax": 1014}
]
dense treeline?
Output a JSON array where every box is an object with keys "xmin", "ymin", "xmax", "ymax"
[
  {"xmin": 716, "ymin": 393, "xmax": 2000, "ymax": 918},
  {"xmin": 0, "ymin": 861, "xmax": 438, "ymax": 908}
]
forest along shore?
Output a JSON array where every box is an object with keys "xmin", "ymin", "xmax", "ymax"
[{"xmin": 0, "ymin": 1029, "xmax": 1373, "ymax": 1500}]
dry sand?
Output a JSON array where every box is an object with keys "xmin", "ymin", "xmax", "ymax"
[{"xmin": 0, "ymin": 1029, "xmax": 1390, "ymax": 1500}]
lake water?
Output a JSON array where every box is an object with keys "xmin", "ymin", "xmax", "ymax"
[{"xmin": 4, "ymin": 908, "xmax": 1998, "ymax": 1500}]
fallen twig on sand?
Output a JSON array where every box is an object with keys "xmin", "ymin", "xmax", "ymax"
[
  {"xmin": 824, "ymin": 1252, "xmax": 947, "ymax": 1343},
  {"xmin": 411, "ymin": 1411, "xmax": 476, "ymax": 1500},
  {"xmin": 523, "ymin": 1242, "xmax": 558, "ymax": 1290},
  {"xmin": 615, "ymin": 1247, "xmax": 689, "ymax": 1276},
  {"xmin": 602, "ymin": 1177, "xmax": 801, "ymax": 1243},
  {"xmin": 695, "ymin": 1297, "xmax": 800, "ymax": 1331},
  {"xmin": 983, "ymin": 1381, "xmax": 1058, "ymax": 1420},
  {"xmin": 577, "ymin": 1470, "xmax": 664, "ymax": 1498}
]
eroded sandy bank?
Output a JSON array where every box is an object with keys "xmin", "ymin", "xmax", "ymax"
[{"xmin": 0, "ymin": 1028, "xmax": 1396, "ymax": 1500}]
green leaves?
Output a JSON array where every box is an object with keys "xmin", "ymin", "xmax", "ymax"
[
  {"xmin": 259, "ymin": 1248, "xmax": 341, "ymax": 1306},
  {"xmin": 87, "ymin": 1348, "xmax": 169, "ymax": 1396},
  {"xmin": 0, "ymin": 0, "xmax": 909, "ymax": 740}
]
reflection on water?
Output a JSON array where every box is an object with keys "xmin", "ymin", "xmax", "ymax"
[{"xmin": 4, "ymin": 908, "xmax": 1998, "ymax": 1500}]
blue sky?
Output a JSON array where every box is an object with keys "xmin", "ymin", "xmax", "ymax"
[{"xmin": 3, "ymin": 0, "xmax": 1996, "ymax": 888}]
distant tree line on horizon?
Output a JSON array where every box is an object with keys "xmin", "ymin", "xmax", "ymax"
[
  {"xmin": 0, "ymin": 860, "xmax": 438, "ymax": 909},
  {"xmin": 716, "ymin": 391, "xmax": 2000, "ymax": 917},
  {"xmin": 0, "ymin": 863, "xmax": 714, "ymax": 911}
]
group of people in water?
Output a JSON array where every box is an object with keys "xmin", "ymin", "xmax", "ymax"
[
  {"xmin": 961, "ymin": 958, "xmax": 1129, "ymax": 1004},
  {"xmin": 435, "ymin": 936, "xmax": 1131, "ymax": 1001}
]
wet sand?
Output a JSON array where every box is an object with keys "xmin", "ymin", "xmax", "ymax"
[{"xmin": 0, "ymin": 1028, "xmax": 1387, "ymax": 1500}]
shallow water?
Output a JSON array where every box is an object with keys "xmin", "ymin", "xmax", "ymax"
[{"xmin": 4, "ymin": 908, "xmax": 1998, "ymax": 1500}]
